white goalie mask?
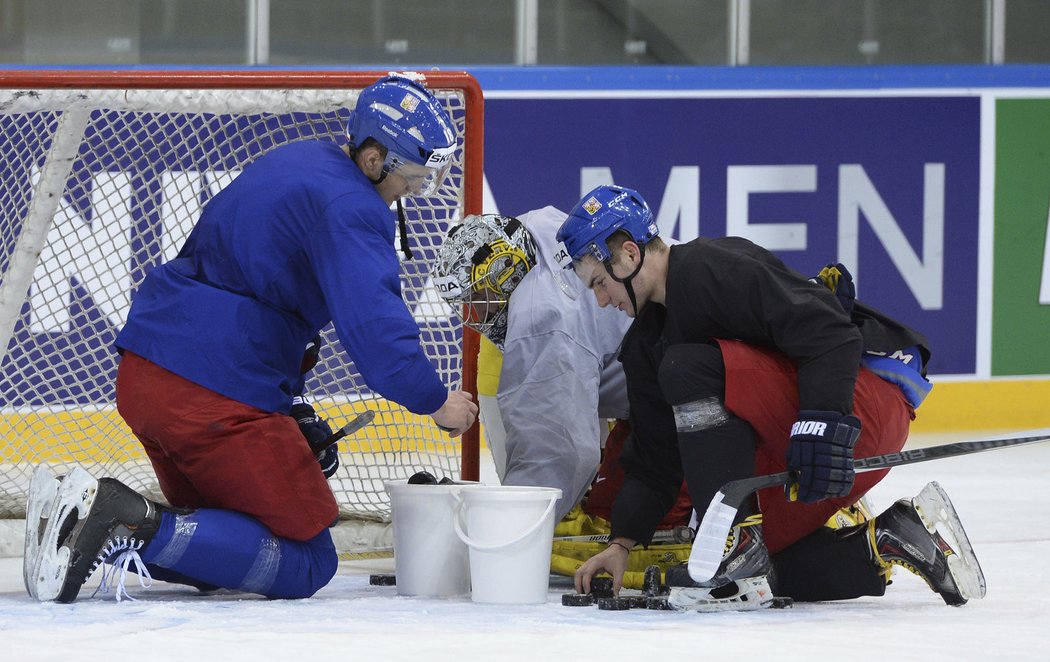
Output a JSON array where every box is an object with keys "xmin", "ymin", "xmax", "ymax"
[{"xmin": 433, "ymin": 214, "xmax": 538, "ymax": 349}]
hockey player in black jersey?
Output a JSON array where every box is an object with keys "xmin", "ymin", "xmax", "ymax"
[{"xmin": 557, "ymin": 184, "xmax": 986, "ymax": 611}]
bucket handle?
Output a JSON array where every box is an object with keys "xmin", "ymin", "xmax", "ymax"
[{"xmin": 453, "ymin": 491, "xmax": 559, "ymax": 552}]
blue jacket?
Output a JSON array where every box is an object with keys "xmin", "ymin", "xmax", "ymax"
[{"xmin": 116, "ymin": 140, "xmax": 447, "ymax": 415}]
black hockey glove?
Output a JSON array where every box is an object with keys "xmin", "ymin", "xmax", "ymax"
[
  {"xmin": 785, "ymin": 410, "xmax": 861, "ymax": 503},
  {"xmin": 291, "ymin": 400, "xmax": 340, "ymax": 479}
]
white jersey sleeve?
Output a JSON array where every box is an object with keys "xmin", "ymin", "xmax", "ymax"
[{"xmin": 495, "ymin": 207, "xmax": 631, "ymax": 521}]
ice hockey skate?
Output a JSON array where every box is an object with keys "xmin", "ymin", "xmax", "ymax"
[
  {"xmin": 664, "ymin": 514, "xmax": 782, "ymax": 611},
  {"xmin": 30, "ymin": 466, "xmax": 163, "ymax": 603},
  {"xmin": 23, "ymin": 465, "xmax": 62, "ymax": 599},
  {"xmin": 871, "ymin": 481, "xmax": 986, "ymax": 606}
]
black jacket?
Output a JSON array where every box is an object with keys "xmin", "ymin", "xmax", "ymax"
[{"xmin": 609, "ymin": 237, "xmax": 930, "ymax": 544}]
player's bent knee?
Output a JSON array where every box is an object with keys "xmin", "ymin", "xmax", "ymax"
[
  {"xmin": 657, "ymin": 343, "xmax": 726, "ymax": 404},
  {"xmin": 672, "ymin": 397, "xmax": 730, "ymax": 432},
  {"xmin": 261, "ymin": 529, "xmax": 339, "ymax": 599}
]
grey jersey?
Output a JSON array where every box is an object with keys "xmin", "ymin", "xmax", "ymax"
[{"xmin": 496, "ymin": 206, "xmax": 631, "ymax": 520}]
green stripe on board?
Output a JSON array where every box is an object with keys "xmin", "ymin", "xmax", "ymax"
[{"xmin": 993, "ymin": 99, "xmax": 1050, "ymax": 375}]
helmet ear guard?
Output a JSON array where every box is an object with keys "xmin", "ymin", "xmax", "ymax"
[{"xmin": 432, "ymin": 214, "xmax": 538, "ymax": 348}]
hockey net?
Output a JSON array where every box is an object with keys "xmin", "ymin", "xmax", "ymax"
[{"xmin": 0, "ymin": 71, "xmax": 482, "ymax": 555}]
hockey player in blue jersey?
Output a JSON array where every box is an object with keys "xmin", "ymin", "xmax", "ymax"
[{"xmin": 24, "ymin": 74, "xmax": 478, "ymax": 603}]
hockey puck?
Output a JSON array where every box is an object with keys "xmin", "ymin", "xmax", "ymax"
[
  {"xmin": 619, "ymin": 596, "xmax": 650, "ymax": 609},
  {"xmin": 642, "ymin": 565, "xmax": 662, "ymax": 597},
  {"xmin": 589, "ymin": 577, "xmax": 614, "ymax": 598},
  {"xmin": 407, "ymin": 471, "xmax": 437, "ymax": 485},
  {"xmin": 771, "ymin": 596, "xmax": 793, "ymax": 609},
  {"xmin": 597, "ymin": 597, "xmax": 632, "ymax": 611},
  {"xmin": 646, "ymin": 597, "xmax": 674, "ymax": 610},
  {"xmin": 369, "ymin": 573, "xmax": 396, "ymax": 586},
  {"xmin": 561, "ymin": 593, "xmax": 595, "ymax": 607}
]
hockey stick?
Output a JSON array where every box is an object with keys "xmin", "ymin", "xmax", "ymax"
[
  {"xmin": 309, "ymin": 409, "xmax": 376, "ymax": 454},
  {"xmin": 553, "ymin": 527, "xmax": 695, "ymax": 545},
  {"xmin": 688, "ymin": 430, "xmax": 1050, "ymax": 583},
  {"xmin": 337, "ymin": 528, "xmax": 696, "ymax": 562}
]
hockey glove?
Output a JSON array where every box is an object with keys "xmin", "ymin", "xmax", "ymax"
[
  {"xmin": 810, "ymin": 263, "xmax": 856, "ymax": 315},
  {"xmin": 785, "ymin": 410, "xmax": 861, "ymax": 503},
  {"xmin": 291, "ymin": 400, "xmax": 340, "ymax": 479}
]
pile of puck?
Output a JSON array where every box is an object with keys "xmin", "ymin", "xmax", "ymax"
[
  {"xmin": 407, "ymin": 470, "xmax": 454, "ymax": 485},
  {"xmin": 562, "ymin": 566, "xmax": 673, "ymax": 610}
]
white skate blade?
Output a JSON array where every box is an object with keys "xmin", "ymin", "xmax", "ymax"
[
  {"xmin": 23, "ymin": 466, "xmax": 62, "ymax": 599},
  {"xmin": 31, "ymin": 466, "xmax": 100, "ymax": 602},
  {"xmin": 913, "ymin": 481, "xmax": 987, "ymax": 601},
  {"xmin": 666, "ymin": 576, "xmax": 779, "ymax": 612}
]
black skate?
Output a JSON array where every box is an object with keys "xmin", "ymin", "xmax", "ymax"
[
  {"xmin": 665, "ymin": 514, "xmax": 780, "ymax": 611},
  {"xmin": 31, "ymin": 466, "xmax": 163, "ymax": 603},
  {"xmin": 872, "ymin": 481, "xmax": 987, "ymax": 606}
]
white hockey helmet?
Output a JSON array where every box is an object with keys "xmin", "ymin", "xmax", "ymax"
[{"xmin": 433, "ymin": 214, "xmax": 537, "ymax": 348}]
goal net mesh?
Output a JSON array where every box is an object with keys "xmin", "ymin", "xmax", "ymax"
[{"xmin": 0, "ymin": 75, "xmax": 478, "ymax": 546}]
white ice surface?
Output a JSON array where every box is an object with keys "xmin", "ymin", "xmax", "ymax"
[{"xmin": 2, "ymin": 432, "xmax": 1048, "ymax": 662}]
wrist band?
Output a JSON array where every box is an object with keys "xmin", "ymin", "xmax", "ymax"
[{"xmin": 609, "ymin": 540, "xmax": 631, "ymax": 553}]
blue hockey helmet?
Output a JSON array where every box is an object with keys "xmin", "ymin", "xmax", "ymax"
[
  {"xmin": 346, "ymin": 74, "xmax": 457, "ymax": 196},
  {"xmin": 556, "ymin": 185, "xmax": 659, "ymax": 265}
]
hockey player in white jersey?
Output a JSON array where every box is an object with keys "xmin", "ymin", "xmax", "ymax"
[{"xmin": 434, "ymin": 208, "xmax": 632, "ymax": 521}]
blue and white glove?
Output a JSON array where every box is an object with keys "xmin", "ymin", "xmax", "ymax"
[
  {"xmin": 785, "ymin": 410, "xmax": 861, "ymax": 503},
  {"xmin": 292, "ymin": 399, "xmax": 340, "ymax": 479}
]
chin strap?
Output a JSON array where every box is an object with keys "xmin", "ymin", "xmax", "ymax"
[
  {"xmin": 349, "ymin": 147, "xmax": 410, "ymax": 259},
  {"xmin": 351, "ymin": 148, "xmax": 411, "ymax": 259},
  {"xmin": 603, "ymin": 244, "xmax": 646, "ymax": 314},
  {"xmin": 397, "ymin": 198, "xmax": 413, "ymax": 259}
]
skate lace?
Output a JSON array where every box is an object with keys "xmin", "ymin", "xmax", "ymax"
[
  {"xmin": 872, "ymin": 524, "xmax": 944, "ymax": 590},
  {"xmin": 90, "ymin": 536, "xmax": 153, "ymax": 603},
  {"xmin": 724, "ymin": 514, "xmax": 763, "ymax": 555},
  {"xmin": 887, "ymin": 558, "xmax": 928, "ymax": 585}
]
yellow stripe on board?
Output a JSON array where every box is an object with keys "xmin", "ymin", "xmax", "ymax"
[
  {"xmin": 2, "ymin": 410, "xmax": 140, "ymax": 464},
  {"xmin": 911, "ymin": 379, "xmax": 1050, "ymax": 432},
  {"xmin": 337, "ymin": 549, "xmax": 394, "ymax": 561},
  {"xmin": 4, "ymin": 379, "xmax": 1048, "ymax": 462},
  {"xmin": 2, "ymin": 400, "xmax": 461, "ymax": 464}
]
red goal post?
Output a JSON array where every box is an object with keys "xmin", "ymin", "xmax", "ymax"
[{"xmin": 0, "ymin": 70, "xmax": 483, "ymax": 529}]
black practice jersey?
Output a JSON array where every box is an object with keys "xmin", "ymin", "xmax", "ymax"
[{"xmin": 609, "ymin": 237, "xmax": 929, "ymax": 544}]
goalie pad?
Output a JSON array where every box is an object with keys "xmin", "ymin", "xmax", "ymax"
[
  {"xmin": 825, "ymin": 496, "xmax": 875, "ymax": 529},
  {"xmin": 551, "ymin": 501, "xmax": 875, "ymax": 592},
  {"xmin": 551, "ymin": 538, "xmax": 693, "ymax": 590},
  {"xmin": 551, "ymin": 506, "xmax": 691, "ymax": 590}
]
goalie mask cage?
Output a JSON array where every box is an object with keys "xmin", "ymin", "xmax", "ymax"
[{"xmin": 0, "ymin": 71, "xmax": 482, "ymax": 548}]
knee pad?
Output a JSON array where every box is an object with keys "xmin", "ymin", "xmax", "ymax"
[
  {"xmin": 658, "ymin": 343, "xmax": 726, "ymax": 405},
  {"xmin": 672, "ymin": 396, "xmax": 729, "ymax": 432}
]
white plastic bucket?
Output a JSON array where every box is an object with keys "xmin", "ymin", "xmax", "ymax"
[
  {"xmin": 384, "ymin": 480, "xmax": 476, "ymax": 598},
  {"xmin": 453, "ymin": 485, "xmax": 562, "ymax": 605}
]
